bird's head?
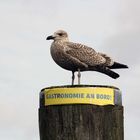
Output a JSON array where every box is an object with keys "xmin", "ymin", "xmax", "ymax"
[{"xmin": 46, "ymin": 30, "xmax": 69, "ymax": 42}]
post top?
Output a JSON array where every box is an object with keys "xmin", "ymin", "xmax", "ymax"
[
  {"xmin": 40, "ymin": 85, "xmax": 122, "ymax": 107},
  {"xmin": 41, "ymin": 85, "xmax": 119, "ymax": 92}
]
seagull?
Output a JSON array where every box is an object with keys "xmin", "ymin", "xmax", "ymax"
[{"xmin": 46, "ymin": 30, "xmax": 128, "ymax": 85}]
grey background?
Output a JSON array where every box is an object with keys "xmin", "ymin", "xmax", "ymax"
[{"xmin": 0, "ymin": 0, "xmax": 140, "ymax": 139}]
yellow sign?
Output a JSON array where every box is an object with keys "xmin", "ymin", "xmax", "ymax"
[{"xmin": 44, "ymin": 87, "xmax": 115, "ymax": 106}]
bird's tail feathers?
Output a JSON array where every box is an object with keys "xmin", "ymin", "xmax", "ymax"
[
  {"xmin": 109, "ymin": 62, "xmax": 128, "ymax": 69},
  {"xmin": 88, "ymin": 66, "xmax": 120, "ymax": 79},
  {"xmin": 98, "ymin": 67, "xmax": 119, "ymax": 79}
]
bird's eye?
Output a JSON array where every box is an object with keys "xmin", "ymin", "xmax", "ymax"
[{"xmin": 58, "ymin": 33, "xmax": 63, "ymax": 36}]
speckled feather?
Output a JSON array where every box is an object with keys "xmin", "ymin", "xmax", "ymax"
[
  {"xmin": 65, "ymin": 42, "xmax": 107, "ymax": 66},
  {"xmin": 51, "ymin": 41, "xmax": 113, "ymax": 71}
]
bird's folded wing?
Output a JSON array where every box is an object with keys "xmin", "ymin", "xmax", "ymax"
[
  {"xmin": 98, "ymin": 53, "xmax": 114, "ymax": 66},
  {"xmin": 65, "ymin": 42, "xmax": 106, "ymax": 66}
]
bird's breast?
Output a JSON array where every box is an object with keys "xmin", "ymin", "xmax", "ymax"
[
  {"xmin": 50, "ymin": 43, "xmax": 72, "ymax": 70},
  {"xmin": 51, "ymin": 43, "xmax": 64, "ymax": 61}
]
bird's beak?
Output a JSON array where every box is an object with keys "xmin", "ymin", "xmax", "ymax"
[{"xmin": 46, "ymin": 35, "xmax": 55, "ymax": 40}]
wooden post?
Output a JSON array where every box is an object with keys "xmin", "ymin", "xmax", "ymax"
[{"xmin": 39, "ymin": 85, "xmax": 123, "ymax": 140}]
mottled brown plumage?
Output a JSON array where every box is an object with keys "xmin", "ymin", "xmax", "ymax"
[{"xmin": 46, "ymin": 30, "xmax": 128, "ymax": 85}]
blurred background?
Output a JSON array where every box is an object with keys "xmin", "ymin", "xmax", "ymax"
[{"xmin": 0, "ymin": 0, "xmax": 140, "ymax": 139}]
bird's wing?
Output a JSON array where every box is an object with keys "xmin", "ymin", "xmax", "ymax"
[
  {"xmin": 108, "ymin": 62, "xmax": 128, "ymax": 69},
  {"xmin": 98, "ymin": 53, "xmax": 114, "ymax": 66},
  {"xmin": 65, "ymin": 42, "xmax": 106, "ymax": 66}
]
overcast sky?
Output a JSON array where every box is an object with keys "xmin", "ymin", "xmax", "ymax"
[{"xmin": 0, "ymin": 0, "xmax": 140, "ymax": 140}]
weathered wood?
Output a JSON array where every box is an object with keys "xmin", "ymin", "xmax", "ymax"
[
  {"xmin": 39, "ymin": 85, "xmax": 123, "ymax": 140},
  {"xmin": 39, "ymin": 105, "xmax": 123, "ymax": 140}
]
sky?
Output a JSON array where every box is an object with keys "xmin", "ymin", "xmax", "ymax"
[{"xmin": 0, "ymin": 0, "xmax": 140, "ymax": 139}]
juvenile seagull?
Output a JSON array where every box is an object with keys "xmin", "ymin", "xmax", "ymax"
[{"xmin": 46, "ymin": 30, "xmax": 128, "ymax": 85}]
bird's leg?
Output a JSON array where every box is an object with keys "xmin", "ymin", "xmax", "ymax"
[
  {"xmin": 77, "ymin": 69, "xmax": 81, "ymax": 85},
  {"xmin": 72, "ymin": 71, "xmax": 75, "ymax": 85}
]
